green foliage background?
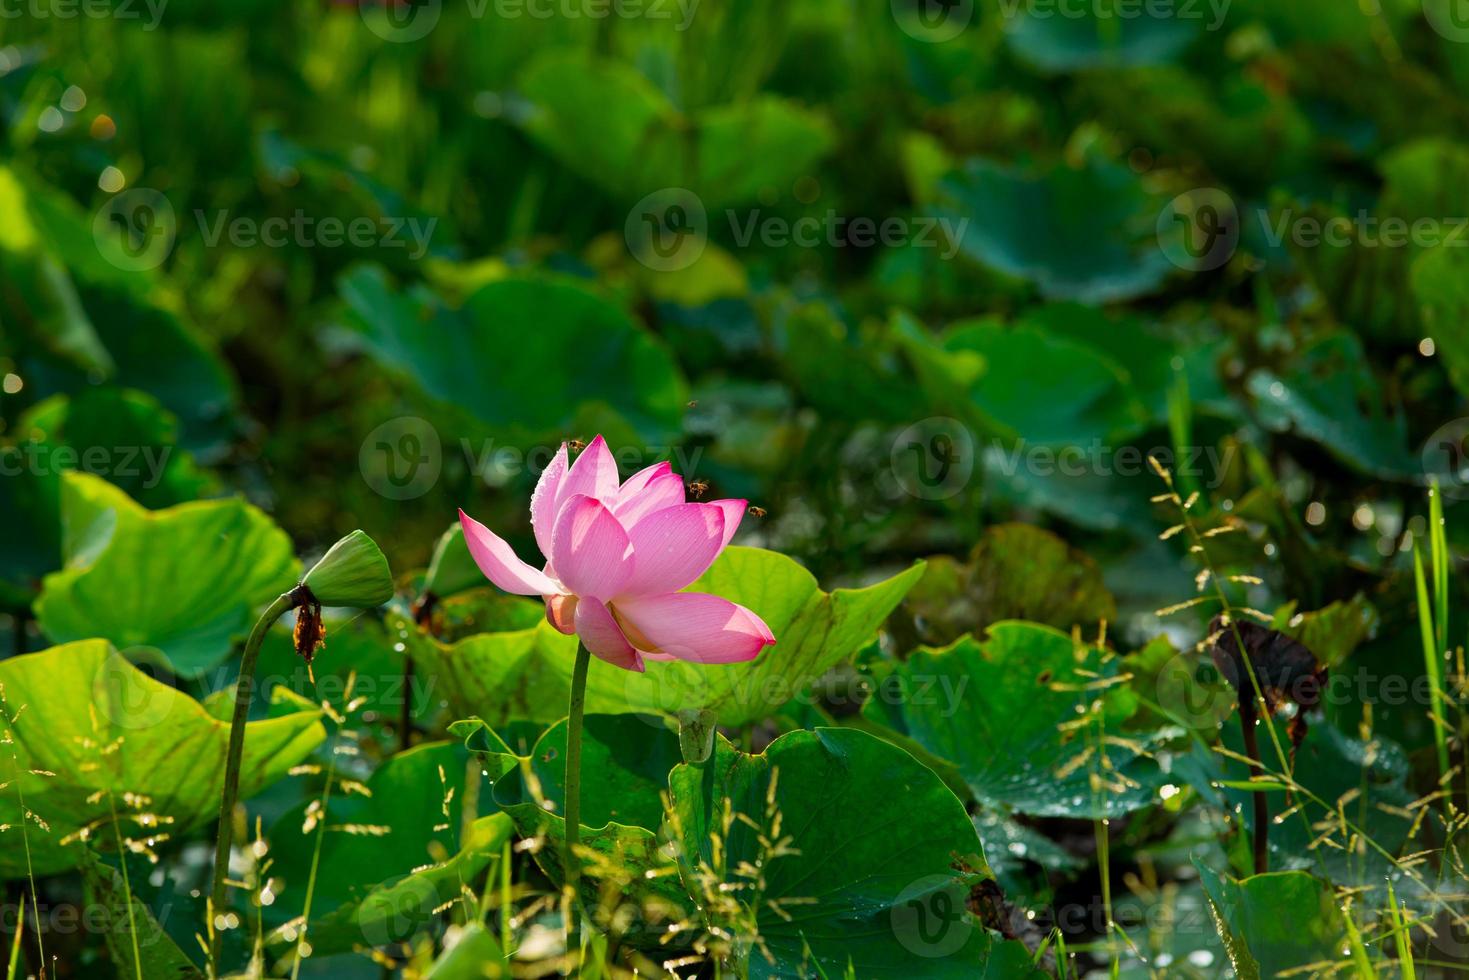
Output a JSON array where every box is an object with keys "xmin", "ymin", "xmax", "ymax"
[{"xmin": 3, "ymin": 0, "xmax": 1469, "ymax": 976}]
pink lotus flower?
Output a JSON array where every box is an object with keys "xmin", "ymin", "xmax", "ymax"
[{"xmin": 458, "ymin": 436, "xmax": 775, "ymax": 672}]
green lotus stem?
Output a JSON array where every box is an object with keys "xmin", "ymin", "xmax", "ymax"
[
  {"xmin": 563, "ymin": 640, "xmax": 592, "ymax": 933},
  {"xmin": 209, "ymin": 586, "xmax": 306, "ymax": 975}
]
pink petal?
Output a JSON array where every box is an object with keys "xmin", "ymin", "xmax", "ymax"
[
  {"xmin": 459, "ymin": 510, "xmax": 560, "ymax": 596},
  {"xmin": 613, "ymin": 592, "xmax": 775, "ymax": 664},
  {"xmin": 529, "ymin": 445, "xmax": 569, "ymax": 561},
  {"xmin": 545, "ymin": 593, "xmax": 578, "ymax": 635},
  {"xmin": 620, "ymin": 503, "xmax": 726, "ymax": 597},
  {"xmin": 612, "ymin": 470, "xmax": 686, "ymax": 528},
  {"xmin": 556, "ymin": 435, "xmax": 619, "ymax": 507},
  {"xmin": 706, "ymin": 498, "xmax": 746, "ymax": 547},
  {"xmin": 574, "ymin": 597, "xmax": 644, "ymax": 671},
  {"xmin": 551, "ymin": 495, "xmax": 633, "ymax": 601},
  {"xmin": 616, "ymin": 460, "xmax": 672, "ymax": 500}
]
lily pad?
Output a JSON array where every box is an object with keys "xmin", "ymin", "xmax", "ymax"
[
  {"xmin": 898, "ymin": 524, "xmax": 1118, "ymax": 647},
  {"xmin": 80, "ymin": 851, "xmax": 205, "ymax": 979},
  {"xmin": 864, "ymin": 622, "xmax": 1166, "ymax": 818},
  {"xmin": 455, "ymin": 714, "xmax": 689, "ymax": 928},
  {"xmin": 1194, "ymin": 860, "xmax": 1355, "ymax": 980},
  {"xmin": 1248, "ymin": 332, "xmax": 1418, "ymax": 480},
  {"xmin": 264, "ymin": 741, "xmax": 484, "ymax": 935},
  {"xmin": 668, "ymin": 727, "xmax": 1042, "ymax": 978},
  {"xmin": 930, "ymin": 154, "xmax": 1174, "ymax": 303},
  {"xmin": 1004, "ymin": 2, "xmax": 1203, "ymax": 72},
  {"xmin": 519, "ymin": 53, "xmax": 833, "ymax": 210},
  {"xmin": 35, "ymin": 472, "xmax": 301, "ymax": 678},
  {"xmin": 267, "ymin": 814, "xmax": 514, "ymax": 957},
  {"xmin": 0, "ymin": 639, "xmax": 325, "ymax": 876},
  {"xmin": 338, "ymin": 265, "xmax": 687, "ymax": 445}
]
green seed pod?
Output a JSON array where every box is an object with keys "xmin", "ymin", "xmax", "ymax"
[{"xmin": 300, "ymin": 530, "xmax": 394, "ymax": 608}]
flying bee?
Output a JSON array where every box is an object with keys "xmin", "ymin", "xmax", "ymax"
[
  {"xmin": 749, "ymin": 505, "xmax": 767, "ymax": 518},
  {"xmin": 566, "ymin": 437, "xmax": 588, "ymax": 452},
  {"xmin": 687, "ymin": 479, "xmax": 709, "ymax": 498},
  {"xmin": 686, "ymin": 400, "xmax": 698, "ymax": 409}
]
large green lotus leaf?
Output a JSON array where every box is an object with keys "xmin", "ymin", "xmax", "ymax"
[
  {"xmin": 1227, "ymin": 0, "xmax": 1415, "ymax": 54},
  {"xmin": 18, "ymin": 388, "xmax": 217, "ymax": 509},
  {"xmin": 668, "ymin": 728, "xmax": 1042, "ymax": 978},
  {"xmin": 0, "ymin": 640, "xmax": 325, "ymax": 876},
  {"xmin": 1247, "ymin": 332, "xmax": 1418, "ymax": 479},
  {"xmin": 0, "ymin": 166, "xmax": 122, "ymax": 375},
  {"xmin": 930, "ymin": 154, "xmax": 1173, "ymax": 303},
  {"xmin": 518, "ymin": 53, "xmax": 832, "ymax": 210},
  {"xmin": 35, "ymin": 472, "xmax": 300, "ymax": 678},
  {"xmin": 264, "ymin": 741, "xmax": 482, "ymax": 934},
  {"xmin": 0, "ymin": 170, "xmax": 238, "ymax": 453},
  {"xmin": 1193, "ymin": 861, "xmax": 1355, "ymax": 979},
  {"xmin": 422, "ymin": 922, "xmax": 512, "ymax": 980},
  {"xmin": 1004, "ymin": 2, "xmax": 1203, "ymax": 72},
  {"xmin": 412, "ymin": 548, "xmax": 923, "ymax": 728},
  {"xmin": 338, "ymin": 265, "xmax": 686, "ymax": 445},
  {"xmin": 864, "ymin": 623, "xmax": 1165, "ymax": 819},
  {"xmin": 1412, "ymin": 239, "xmax": 1469, "ymax": 401},
  {"xmin": 455, "ymin": 714, "xmax": 689, "ymax": 928},
  {"xmin": 266, "ymin": 814, "xmax": 513, "ymax": 958},
  {"xmin": 909, "ymin": 317, "xmax": 1149, "ymax": 445},
  {"xmin": 896, "ymin": 524, "xmax": 1117, "ymax": 649},
  {"xmin": 80, "ymin": 851, "xmax": 205, "ymax": 979}
]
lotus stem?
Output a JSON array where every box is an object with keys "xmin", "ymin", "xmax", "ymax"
[
  {"xmin": 209, "ymin": 586, "xmax": 306, "ymax": 975},
  {"xmin": 563, "ymin": 640, "xmax": 592, "ymax": 936},
  {"xmin": 1239, "ymin": 700, "xmax": 1268, "ymax": 875}
]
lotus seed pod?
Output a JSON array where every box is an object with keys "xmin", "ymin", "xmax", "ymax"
[{"xmin": 301, "ymin": 530, "xmax": 394, "ymax": 608}]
